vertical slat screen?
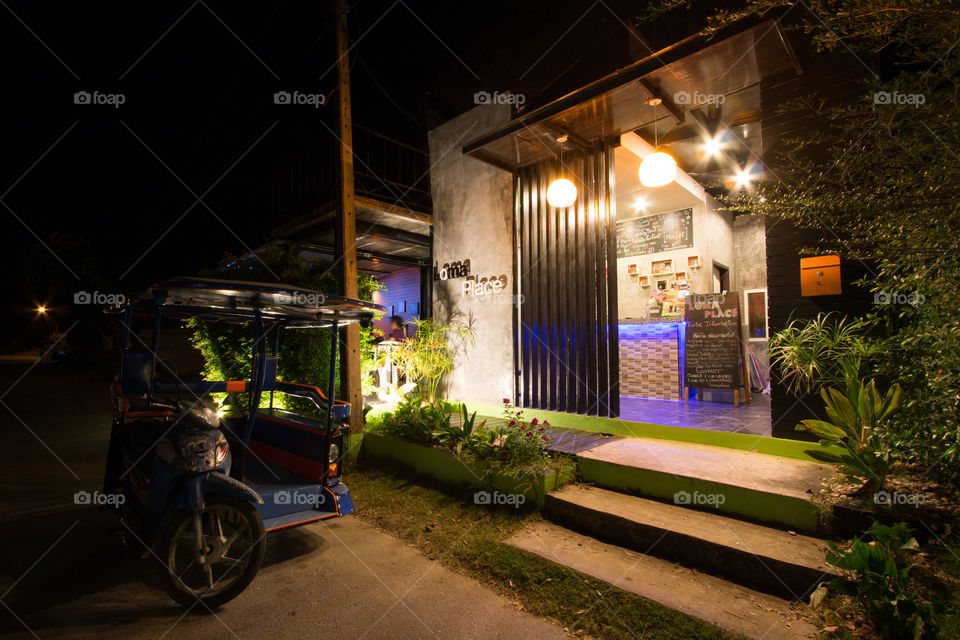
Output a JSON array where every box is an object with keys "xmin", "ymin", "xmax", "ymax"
[{"xmin": 513, "ymin": 143, "xmax": 620, "ymax": 417}]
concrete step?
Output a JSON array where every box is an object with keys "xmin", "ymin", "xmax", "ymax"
[
  {"xmin": 507, "ymin": 521, "xmax": 819, "ymax": 640},
  {"xmin": 545, "ymin": 484, "xmax": 839, "ymax": 600},
  {"xmin": 575, "ymin": 437, "xmax": 836, "ymax": 532}
]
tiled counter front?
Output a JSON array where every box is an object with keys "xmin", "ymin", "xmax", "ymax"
[{"xmin": 618, "ymin": 321, "xmax": 683, "ymax": 401}]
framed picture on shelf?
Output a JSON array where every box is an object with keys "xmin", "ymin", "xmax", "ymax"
[
  {"xmin": 627, "ymin": 263, "xmax": 638, "ymax": 275},
  {"xmin": 651, "ymin": 259, "xmax": 673, "ymax": 275}
]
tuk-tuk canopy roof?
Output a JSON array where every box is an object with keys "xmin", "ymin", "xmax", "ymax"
[{"xmin": 119, "ymin": 277, "xmax": 385, "ymax": 327}]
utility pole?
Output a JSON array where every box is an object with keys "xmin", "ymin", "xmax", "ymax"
[{"xmin": 334, "ymin": 0, "xmax": 363, "ymax": 437}]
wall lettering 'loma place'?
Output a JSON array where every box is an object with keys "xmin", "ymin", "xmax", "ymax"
[
  {"xmin": 462, "ymin": 273, "xmax": 508, "ymax": 297},
  {"xmin": 433, "ymin": 259, "xmax": 471, "ymax": 280}
]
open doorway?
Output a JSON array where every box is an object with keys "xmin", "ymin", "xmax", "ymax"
[
  {"xmin": 612, "ymin": 137, "xmax": 770, "ymax": 436},
  {"xmin": 371, "ymin": 266, "xmax": 423, "ymax": 339},
  {"xmin": 712, "ymin": 262, "xmax": 730, "ymax": 294}
]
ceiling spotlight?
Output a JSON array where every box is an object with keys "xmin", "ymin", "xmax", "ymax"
[
  {"xmin": 733, "ymin": 167, "xmax": 753, "ymax": 189},
  {"xmin": 702, "ymin": 135, "xmax": 724, "ymax": 158}
]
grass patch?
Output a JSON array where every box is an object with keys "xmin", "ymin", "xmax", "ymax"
[{"xmin": 347, "ymin": 461, "xmax": 738, "ymax": 640}]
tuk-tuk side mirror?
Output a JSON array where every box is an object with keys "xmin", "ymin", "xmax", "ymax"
[{"xmin": 121, "ymin": 351, "xmax": 155, "ymax": 395}]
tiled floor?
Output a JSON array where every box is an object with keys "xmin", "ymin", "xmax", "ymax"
[
  {"xmin": 452, "ymin": 395, "xmax": 771, "ymax": 457},
  {"xmin": 619, "ymin": 394, "xmax": 772, "ymax": 436}
]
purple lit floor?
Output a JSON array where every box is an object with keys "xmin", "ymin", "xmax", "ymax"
[
  {"xmin": 451, "ymin": 394, "xmax": 773, "ymax": 458},
  {"xmin": 619, "ymin": 393, "xmax": 771, "ymax": 437}
]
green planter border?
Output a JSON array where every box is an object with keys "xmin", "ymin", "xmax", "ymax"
[
  {"xmin": 361, "ymin": 432, "xmax": 574, "ymax": 506},
  {"xmin": 463, "ymin": 402, "xmax": 844, "ymax": 462}
]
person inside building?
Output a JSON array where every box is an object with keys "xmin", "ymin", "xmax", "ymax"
[{"xmin": 386, "ymin": 315, "xmax": 406, "ymax": 341}]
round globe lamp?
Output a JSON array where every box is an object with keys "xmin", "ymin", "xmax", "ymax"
[
  {"xmin": 638, "ymin": 151, "xmax": 677, "ymax": 188},
  {"xmin": 546, "ymin": 178, "xmax": 577, "ymax": 208}
]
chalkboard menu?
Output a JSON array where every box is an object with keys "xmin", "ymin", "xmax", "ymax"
[
  {"xmin": 683, "ymin": 292, "xmax": 742, "ymax": 390},
  {"xmin": 616, "ymin": 208, "xmax": 693, "ymax": 257}
]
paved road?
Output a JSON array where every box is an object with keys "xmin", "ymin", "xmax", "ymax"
[{"xmin": 0, "ymin": 361, "xmax": 567, "ymax": 639}]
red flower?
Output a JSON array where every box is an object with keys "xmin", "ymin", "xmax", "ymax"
[
  {"xmin": 502, "ymin": 398, "xmax": 510, "ymax": 404},
  {"xmin": 531, "ymin": 418, "xmax": 539, "ymax": 426}
]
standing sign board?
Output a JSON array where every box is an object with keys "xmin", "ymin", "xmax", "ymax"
[{"xmin": 683, "ymin": 292, "xmax": 751, "ymax": 404}]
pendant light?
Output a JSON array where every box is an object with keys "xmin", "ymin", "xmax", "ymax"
[
  {"xmin": 638, "ymin": 97, "xmax": 677, "ymax": 188},
  {"xmin": 546, "ymin": 134, "xmax": 577, "ymax": 208}
]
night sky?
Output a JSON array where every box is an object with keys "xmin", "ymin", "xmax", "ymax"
[{"xmin": 0, "ymin": 0, "xmax": 711, "ymax": 347}]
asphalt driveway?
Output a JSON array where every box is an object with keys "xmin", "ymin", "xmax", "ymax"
[{"xmin": 0, "ymin": 360, "xmax": 566, "ymax": 639}]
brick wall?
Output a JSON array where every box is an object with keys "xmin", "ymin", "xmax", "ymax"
[{"xmin": 618, "ymin": 322, "xmax": 682, "ymax": 400}]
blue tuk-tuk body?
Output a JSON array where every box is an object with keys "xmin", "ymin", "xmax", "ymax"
[{"xmin": 104, "ymin": 277, "xmax": 382, "ymax": 606}]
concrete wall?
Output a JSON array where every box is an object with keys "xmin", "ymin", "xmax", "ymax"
[
  {"xmin": 616, "ymin": 195, "xmax": 735, "ymax": 319},
  {"xmin": 732, "ymin": 214, "xmax": 769, "ymax": 382},
  {"xmin": 428, "ymin": 104, "xmax": 514, "ymax": 403}
]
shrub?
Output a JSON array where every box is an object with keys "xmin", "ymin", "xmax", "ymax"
[
  {"xmin": 389, "ymin": 317, "xmax": 474, "ymax": 405},
  {"xmin": 768, "ymin": 313, "xmax": 886, "ymax": 395},
  {"xmin": 798, "ymin": 378, "xmax": 901, "ymax": 493},
  {"xmin": 371, "ymin": 397, "xmax": 563, "ymax": 483},
  {"xmin": 825, "ymin": 522, "xmax": 944, "ymax": 639},
  {"xmin": 369, "ymin": 396, "xmax": 450, "ymax": 445}
]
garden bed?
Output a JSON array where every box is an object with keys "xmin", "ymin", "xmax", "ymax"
[{"xmin": 361, "ymin": 432, "xmax": 575, "ymax": 506}]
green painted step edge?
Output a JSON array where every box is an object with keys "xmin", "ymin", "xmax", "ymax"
[
  {"xmin": 360, "ymin": 432, "xmax": 575, "ymax": 507},
  {"xmin": 462, "ymin": 402, "xmax": 842, "ymax": 463},
  {"xmin": 577, "ymin": 456, "xmax": 821, "ymax": 532}
]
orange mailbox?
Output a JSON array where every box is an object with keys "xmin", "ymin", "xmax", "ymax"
[{"xmin": 800, "ymin": 255, "xmax": 841, "ymax": 296}]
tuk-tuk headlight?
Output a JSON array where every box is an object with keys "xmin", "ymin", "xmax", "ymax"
[
  {"xmin": 328, "ymin": 443, "xmax": 340, "ymax": 464},
  {"xmin": 180, "ymin": 432, "xmax": 229, "ymax": 472}
]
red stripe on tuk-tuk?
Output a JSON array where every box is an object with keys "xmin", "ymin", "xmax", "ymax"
[
  {"xmin": 225, "ymin": 380, "xmax": 246, "ymax": 393},
  {"xmin": 264, "ymin": 512, "xmax": 339, "ymax": 533},
  {"xmin": 247, "ymin": 440, "xmax": 328, "ymax": 482},
  {"xmin": 255, "ymin": 411, "xmax": 335, "ymax": 436}
]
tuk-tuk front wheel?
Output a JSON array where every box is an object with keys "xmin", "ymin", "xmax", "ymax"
[{"xmin": 158, "ymin": 494, "xmax": 266, "ymax": 608}]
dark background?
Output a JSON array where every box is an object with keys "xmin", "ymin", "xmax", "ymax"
[{"xmin": 0, "ymin": 0, "xmax": 727, "ymax": 350}]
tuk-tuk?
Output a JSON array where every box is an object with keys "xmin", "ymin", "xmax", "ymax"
[{"xmin": 102, "ymin": 277, "xmax": 383, "ymax": 607}]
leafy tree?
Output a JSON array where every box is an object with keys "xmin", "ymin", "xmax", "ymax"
[{"xmin": 641, "ymin": 0, "xmax": 960, "ymax": 484}]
